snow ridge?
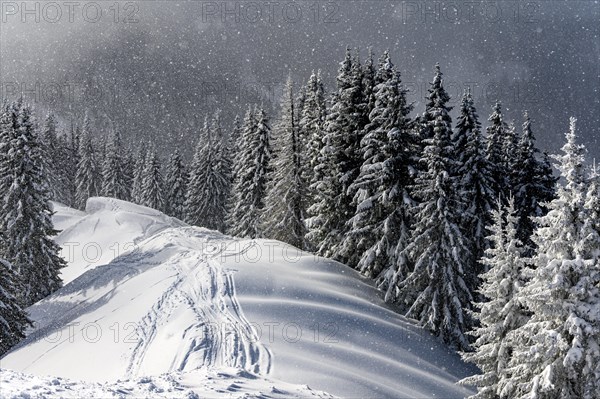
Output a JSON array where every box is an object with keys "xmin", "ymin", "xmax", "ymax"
[{"xmin": 1, "ymin": 199, "xmax": 475, "ymax": 398}]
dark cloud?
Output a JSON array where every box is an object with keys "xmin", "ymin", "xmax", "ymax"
[{"xmin": 1, "ymin": 0, "xmax": 598, "ymax": 162}]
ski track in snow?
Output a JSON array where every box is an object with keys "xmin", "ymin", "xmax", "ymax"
[{"xmin": 126, "ymin": 228, "xmax": 272, "ymax": 379}]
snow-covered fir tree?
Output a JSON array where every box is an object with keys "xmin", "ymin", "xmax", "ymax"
[
  {"xmin": 75, "ymin": 115, "xmax": 100, "ymax": 209},
  {"xmin": 305, "ymin": 130, "xmax": 341, "ymax": 257},
  {"xmin": 96, "ymin": 133, "xmax": 107, "ymax": 180},
  {"xmin": 131, "ymin": 145, "xmax": 147, "ymax": 204},
  {"xmin": 0, "ymin": 101, "xmax": 17, "ymax": 195},
  {"xmin": 140, "ymin": 148, "xmax": 163, "ymax": 211},
  {"xmin": 0, "ymin": 257, "xmax": 31, "ymax": 356},
  {"xmin": 486, "ymin": 102, "xmax": 509, "ymax": 199},
  {"xmin": 362, "ymin": 49, "xmax": 377, "ymax": 116},
  {"xmin": 0, "ymin": 104, "xmax": 66, "ymax": 305},
  {"xmin": 393, "ymin": 65, "xmax": 473, "ymax": 350},
  {"xmin": 222, "ymin": 115, "xmax": 241, "ymax": 218},
  {"xmin": 0, "ymin": 100, "xmax": 23, "ymax": 196},
  {"xmin": 451, "ymin": 90, "xmax": 496, "ymax": 293},
  {"xmin": 459, "ymin": 197, "xmax": 530, "ymax": 399},
  {"xmin": 185, "ymin": 113, "xmax": 231, "ymax": 232},
  {"xmin": 121, "ymin": 147, "xmax": 134, "ymax": 202},
  {"xmin": 228, "ymin": 107, "xmax": 255, "ymax": 216},
  {"xmin": 502, "ymin": 121, "xmax": 519, "ymax": 190},
  {"xmin": 101, "ymin": 129, "xmax": 128, "ymax": 200},
  {"xmin": 337, "ymin": 50, "xmax": 413, "ymax": 278},
  {"xmin": 578, "ymin": 162, "xmax": 600, "ymax": 258},
  {"xmin": 306, "ymin": 48, "xmax": 368, "ymax": 258},
  {"xmin": 300, "ymin": 70, "xmax": 327, "ymax": 197},
  {"xmin": 500, "ymin": 117, "xmax": 600, "ymax": 399},
  {"xmin": 218, "ymin": 118, "xmax": 234, "ymax": 226},
  {"xmin": 361, "ymin": 51, "xmax": 416, "ymax": 300},
  {"xmin": 539, "ymin": 150, "xmax": 558, "ymax": 204},
  {"xmin": 228, "ymin": 114, "xmax": 242, "ymax": 182},
  {"xmin": 345, "ymin": 48, "xmax": 371, "ymax": 203},
  {"xmin": 416, "ymin": 63, "xmax": 452, "ymax": 147},
  {"xmin": 263, "ymin": 76, "xmax": 308, "ymax": 248},
  {"xmin": 513, "ymin": 112, "xmax": 557, "ymax": 252},
  {"xmin": 296, "ymin": 85, "xmax": 306, "ymax": 129},
  {"xmin": 227, "ymin": 107, "xmax": 272, "ymax": 238},
  {"xmin": 164, "ymin": 149, "xmax": 187, "ymax": 220},
  {"xmin": 40, "ymin": 113, "xmax": 60, "ymax": 201},
  {"xmin": 184, "ymin": 116, "xmax": 210, "ymax": 226},
  {"xmin": 0, "ymin": 100, "xmax": 15, "ymax": 198},
  {"xmin": 60, "ymin": 123, "xmax": 80, "ymax": 207}
]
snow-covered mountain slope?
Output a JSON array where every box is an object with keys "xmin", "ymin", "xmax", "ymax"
[
  {"xmin": 53, "ymin": 197, "xmax": 185, "ymax": 284},
  {"xmin": 0, "ymin": 198, "xmax": 475, "ymax": 398}
]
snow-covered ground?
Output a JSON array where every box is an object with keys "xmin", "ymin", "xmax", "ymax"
[
  {"xmin": 0, "ymin": 198, "xmax": 475, "ymax": 398},
  {"xmin": 0, "ymin": 368, "xmax": 334, "ymax": 399}
]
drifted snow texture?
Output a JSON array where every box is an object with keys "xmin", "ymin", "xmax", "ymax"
[{"xmin": 0, "ymin": 198, "xmax": 475, "ymax": 398}]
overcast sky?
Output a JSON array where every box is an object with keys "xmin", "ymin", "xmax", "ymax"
[{"xmin": 1, "ymin": 1, "xmax": 598, "ymax": 161}]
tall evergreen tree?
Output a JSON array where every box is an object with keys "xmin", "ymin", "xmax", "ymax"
[
  {"xmin": 539, "ymin": 150, "xmax": 557, "ymax": 205},
  {"xmin": 121, "ymin": 147, "xmax": 134, "ymax": 202},
  {"xmin": 0, "ymin": 104, "xmax": 66, "ymax": 305},
  {"xmin": 131, "ymin": 145, "xmax": 147, "ymax": 204},
  {"xmin": 75, "ymin": 115, "xmax": 100, "ymax": 209},
  {"xmin": 101, "ymin": 129, "xmax": 127, "ymax": 200},
  {"xmin": 364, "ymin": 52, "xmax": 416, "ymax": 299},
  {"xmin": 40, "ymin": 114, "xmax": 58, "ymax": 151},
  {"xmin": 263, "ymin": 77, "xmax": 308, "ymax": 248},
  {"xmin": 218, "ymin": 119, "xmax": 235, "ymax": 230},
  {"xmin": 503, "ymin": 121, "xmax": 519, "ymax": 190},
  {"xmin": 416, "ymin": 63, "xmax": 453, "ymax": 147},
  {"xmin": 362, "ymin": 48, "xmax": 377, "ymax": 124},
  {"xmin": 40, "ymin": 113, "xmax": 60, "ymax": 201},
  {"xmin": 96, "ymin": 134, "xmax": 108, "ymax": 182},
  {"xmin": 60, "ymin": 123, "xmax": 80, "ymax": 207},
  {"xmin": 486, "ymin": 102, "xmax": 509, "ymax": 199},
  {"xmin": 229, "ymin": 107, "xmax": 255, "ymax": 216},
  {"xmin": 296, "ymin": 85, "xmax": 306, "ymax": 129},
  {"xmin": 0, "ymin": 100, "xmax": 21, "ymax": 196},
  {"xmin": 301, "ymin": 70, "xmax": 327, "ymax": 194},
  {"xmin": 0, "ymin": 258, "xmax": 31, "ymax": 356},
  {"xmin": 229, "ymin": 114, "xmax": 242, "ymax": 176},
  {"xmin": 500, "ymin": 118, "xmax": 600, "ymax": 399},
  {"xmin": 306, "ymin": 48, "xmax": 367, "ymax": 257},
  {"xmin": 578, "ymin": 162, "xmax": 600, "ymax": 258},
  {"xmin": 140, "ymin": 149, "xmax": 163, "ymax": 211},
  {"xmin": 451, "ymin": 90, "xmax": 495, "ymax": 292},
  {"xmin": 0, "ymin": 100, "xmax": 15, "ymax": 199},
  {"xmin": 459, "ymin": 197, "xmax": 530, "ymax": 399},
  {"xmin": 393, "ymin": 65, "xmax": 473, "ymax": 350},
  {"xmin": 227, "ymin": 107, "xmax": 272, "ymax": 238},
  {"xmin": 513, "ymin": 112, "xmax": 557, "ymax": 252},
  {"xmin": 185, "ymin": 113, "xmax": 230, "ymax": 232},
  {"xmin": 164, "ymin": 149, "xmax": 187, "ymax": 220},
  {"xmin": 337, "ymin": 51, "xmax": 413, "ymax": 276},
  {"xmin": 346, "ymin": 48, "xmax": 371, "ymax": 199}
]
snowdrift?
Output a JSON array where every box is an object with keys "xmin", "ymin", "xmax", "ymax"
[
  {"xmin": 53, "ymin": 197, "xmax": 185, "ymax": 284},
  {"xmin": 0, "ymin": 368, "xmax": 333, "ymax": 398},
  {"xmin": 1, "ymin": 198, "xmax": 475, "ymax": 398}
]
